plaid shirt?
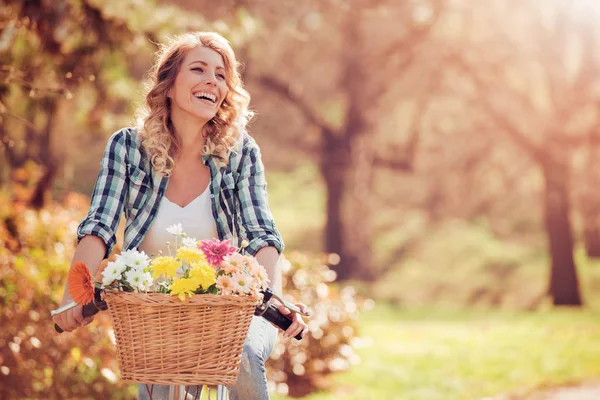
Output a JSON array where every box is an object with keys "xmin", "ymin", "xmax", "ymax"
[{"xmin": 77, "ymin": 127, "xmax": 284, "ymax": 259}]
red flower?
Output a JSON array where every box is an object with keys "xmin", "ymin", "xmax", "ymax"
[
  {"xmin": 199, "ymin": 238, "xmax": 237, "ymax": 267},
  {"xmin": 68, "ymin": 262, "xmax": 95, "ymax": 305}
]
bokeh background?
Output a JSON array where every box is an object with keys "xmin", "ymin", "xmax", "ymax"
[{"xmin": 2, "ymin": 0, "xmax": 600, "ymax": 399}]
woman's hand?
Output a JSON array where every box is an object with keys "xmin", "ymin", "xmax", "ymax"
[
  {"xmin": 52, "ymin": 292, "xmax": 94, "ymax": 333},
  {"xmin": 53, "ymin": 236, "xmax": 106, "ymax": 332},
  {"xmin": 273, "ymin": 300, "xmax": 310, "ymax": 339}
]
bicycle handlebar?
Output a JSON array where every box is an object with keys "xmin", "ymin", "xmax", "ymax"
[{"xmin": 52, "ymin": 288, "xmax": 307, "ymax": 340}]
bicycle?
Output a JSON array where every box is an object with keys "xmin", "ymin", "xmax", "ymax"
[{"xmin": 52, "ymin": 288, "xmax": 309, "ymax": 400}]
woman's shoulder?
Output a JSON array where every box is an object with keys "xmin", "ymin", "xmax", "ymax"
[
  {"xmin": 235, "ymin": 131, "xmax": 260, "ymax": 156},
  {"xmin": 106, "ymin": 127, "xmax": 140, "ymax": 145},
  {"xmin": 104, "ymin": 127, "xmax": 147, "ymax": 167},
  {"xmin": 228, "ymin": 131, "xmax": 261, "ymax": 170}
]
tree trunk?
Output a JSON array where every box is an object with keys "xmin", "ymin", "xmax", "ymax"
[
  {"xmin": 542, "ymin": 156, "xmax": 582, "ymax": 305},
  {"xmin": 583, "ymin": 216, "xmax": 600, "ymax": 258},
  {"xmin": 321, "ymin": 3, "xmax": 375, "ymax": 282},
  {"xmin": 582, "ymin": 131, "xmax": 600, "ymax": 258},
  {"xmin": 321, "ymin": 132, "xmax": 348, "ymax": 263},
  {"xmin": 29, "ymin": 99, "xmax": 57, "ymax": 209},
  {"xmin": 341, "ymin": 131, "xmax": 376, "ymax": 282},
  {"xmin": 320, "ymin": 128, "xmax": 376, "ymax": 282}
]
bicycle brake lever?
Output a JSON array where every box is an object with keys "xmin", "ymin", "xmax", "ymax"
[{"xmin": 268, "ymin": 290, "xmax": 311, "ymax": 316}]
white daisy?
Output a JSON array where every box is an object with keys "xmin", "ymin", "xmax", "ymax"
[
  {"xmin": 166, "ymin": 223, "xmax": 184, "ymax": 236},
  {"xmin": 101, "ymin": 263, "xmax": 122, "ymax": 287},
  {"xmin": 125, "ymin": 269, "xmax": 146, "ymax": 291},
  {"xmin": 105, "ymin": 259, "xmax": 126, "ymax": 277},
  {"xmin": 140, "ymin": 272, "xmax": 154, "ymax": 291},
  {"xmin": 129, "ymin": 250, "xmax": 150, "ymax": 271},
  {"xmin": 117, "ymin": 249, "xmax": 138, "ymax": 268},
  {"xmin": 231, "ymin": 271, "xmax": 252, "ymax": 295},
  {"xmin": 224, "ymin": 253, "xmax": 247, "ymax": 268},
  {"xmin": 182, "ymin": 237, "xmax": 198, "ymax": 248}
]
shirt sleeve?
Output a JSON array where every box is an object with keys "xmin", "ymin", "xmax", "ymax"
[
  {"xmin": 235, "ymin": 137, "xmax": 285, "ymax": 256},
  {"xmin": 76, "ymin": 129, "xmax": 129, "ymax": 259}
]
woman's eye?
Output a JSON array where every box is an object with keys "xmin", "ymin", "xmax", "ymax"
[
  {"xmin": 217, "ymin": 73, "xmax": 226, "ymax": 80},
  {"xmin": 191, "ymin": 67, "xmax": 203, "ymax": 72}
]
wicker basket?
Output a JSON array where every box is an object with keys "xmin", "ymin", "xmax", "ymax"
[{"xmin": 103, "ymin": 291, "xmax": 259, "ymax": 386}]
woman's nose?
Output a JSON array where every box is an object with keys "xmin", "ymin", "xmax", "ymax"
[{"xmin": 205, "ymin": 75, "xmax": 217, "ymax": 86}]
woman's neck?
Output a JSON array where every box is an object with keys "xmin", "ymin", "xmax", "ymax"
[{"xmin": 170, "ymin": 109, "xmax": 209, "ymax": 160}]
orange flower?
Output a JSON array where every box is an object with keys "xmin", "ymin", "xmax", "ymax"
[{"xmin": 68, "ymin": 262, "xmax": 95, "ymax": 305}]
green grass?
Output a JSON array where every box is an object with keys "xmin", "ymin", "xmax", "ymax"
[
  {"xmin": 267, "ymin": 163, "xmax": 325, "ymax": 252},
  {"xmin": 272, "ymin": 303, "xmax": 600, "ymax": 400}
]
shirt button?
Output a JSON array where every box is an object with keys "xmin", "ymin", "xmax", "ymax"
[
  {"xmin": 210, "ymin": 194, "xmax": 215, "ymax": 198},
  {"xmin": 216, "ymin": 218, "xmax": 221, "ymax": 222}
]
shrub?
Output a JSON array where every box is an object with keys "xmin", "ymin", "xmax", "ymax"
[
  {"xmin": 0, "ymin": 194, "xmax": 134, "ymax": 400},
  {"xmin": 266, "ymin": 251, "xmax": 366, "ymax": 397}
]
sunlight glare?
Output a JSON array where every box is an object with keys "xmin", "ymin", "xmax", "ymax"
[{"xmin": 566, "ymin": 0, "xmax": 600, "ymax": 20}]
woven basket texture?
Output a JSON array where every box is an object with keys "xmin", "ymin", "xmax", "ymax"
[{"xmin": 103, "ymin": 291, "xmax": 258, "ymax": 386}]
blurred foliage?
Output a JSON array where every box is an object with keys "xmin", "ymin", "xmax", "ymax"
[
  {"xmin": 371, "ymin": 216, "xmax": 600, "ymax": 310},
  {"xmin": 0, "ymin": 187, "xmax": 134, "ymax": 399},
  {"xmin": 266, "ymin": 252, "xmax": 369, "ymax": 397},
  {"xmin": 374, "ymin": 218, "xmax": 548, "ymax": 309}
]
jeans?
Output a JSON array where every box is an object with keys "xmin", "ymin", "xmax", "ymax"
[{"xmin": 138, "ymin": 316, "xmax": 278, "ymax": 400}]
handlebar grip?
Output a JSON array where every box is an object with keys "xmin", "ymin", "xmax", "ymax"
[
  {"xmin": 259, "ymin": 304, "xmax": 303, "ymax": 341},
  {"xmin": 54, "ymin": 302, "xmax": 100, "ymax": 333}
]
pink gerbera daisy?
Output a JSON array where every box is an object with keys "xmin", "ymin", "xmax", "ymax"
[{"xmin": 199, "ymin": 238, "xmax": 237, "ymax": 267}]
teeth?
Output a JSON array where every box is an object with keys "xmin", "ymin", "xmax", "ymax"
[{"xmin": 193, "ymin": 91, "xmax": 216, "ymax": 103}]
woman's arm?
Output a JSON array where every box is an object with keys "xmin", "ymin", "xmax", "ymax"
[
  {"xmin": 254, "ymin": 246, "xmax": 282, "ymax": 294},
  {"xmin": 236, "ymin": 137, "xmax": 308, "ymax": 338},
  {"xmin": 234, "ymin": 136, "xmax": 284, "ymax": 256},
  {"xmin": 76, "ymin": 129, "xmax": 130, "ymax": 259},
  {"xmin": 52, "ymin": 235, "xmax": 106, "ymax": 332},
  {"xmin": 54, "ymin": 129, "xmax": 130, "ymax": 332}
]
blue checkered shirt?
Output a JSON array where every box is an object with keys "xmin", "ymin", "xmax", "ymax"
[{"xmin": 77, "ymin": 128, "xmax": 284, "ymax": 259}]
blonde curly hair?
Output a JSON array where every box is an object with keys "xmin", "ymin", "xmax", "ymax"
[{"xmin": 135, "ymin": 32, "xmax": 253, "ymax": 175}]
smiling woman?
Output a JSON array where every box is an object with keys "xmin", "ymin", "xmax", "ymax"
[
  {"xmin": 52, "ymin": 31, "xmax": 309, "ymax": 400},
  {"xmin": 168, "ymin": 47, "xmax": 229, "ymax": 132},
  {"xmin": 137, "ymin": 32, "xmax": 254, "ymax": 175}
]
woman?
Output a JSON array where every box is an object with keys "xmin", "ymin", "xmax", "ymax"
[{"xmin": 52, "ymin": 31, "xmax": 308, "ymax": 400}]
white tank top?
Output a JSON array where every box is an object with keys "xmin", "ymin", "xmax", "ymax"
[{"xmin": 138, "ymin": 183, "xmax": 218, "ymax": 257}]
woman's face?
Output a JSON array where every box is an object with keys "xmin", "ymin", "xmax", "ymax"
[{"xmin": 168, "ymin": 46, "xmax": 229, "ymax": 125}]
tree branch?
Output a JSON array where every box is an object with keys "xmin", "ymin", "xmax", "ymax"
[
  {"xmin": 373, "ymin": 156, "xmax": 413, "ymax": 171},
  {"xmin": 0, "ymin": 111, "xmax": 36, "ymax": 129},
  {"xmin": 0, "ymin": 67, "xmax": 69, "ymax": 98},
  {"xmin": 447, "ymin": 53, "xmax": 545, "ymax": 163},
  {"xmin": 380, "ymin": 0, "xmax": 444, "ymax": 70},
  {"xmin": 254, "ymin": 74, "xmax": 337, "ymax": 135},
  {"xmin": 374, "ymin": 63, "xmax": 442, "ymax": 172}
]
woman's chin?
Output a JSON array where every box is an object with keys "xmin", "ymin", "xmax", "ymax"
[{"xmin": 191, "ymin": 110, "xmax": 217, "ymax": 124}]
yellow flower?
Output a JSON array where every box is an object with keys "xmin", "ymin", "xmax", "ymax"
[
  {"xmin": 150, "ymin": 256, "xmax": 181, "ymax": 279},
  {"xmin": 169, "ymin": 277, "xmax": 197, "ymax": 301},
  {"xmin": 176, "ymin": 246, "xmax": 207, "ymax": 264},
  {"xmin": 189, "ymin": 261, "xmax": 217, "ymax": 290}
]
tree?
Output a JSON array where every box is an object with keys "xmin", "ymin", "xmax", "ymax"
[
  {"xmin": 239, "ymin": 0, "xmax": 444, "ymax": 281},
  {"xmin": 446, "ymin": 0, "xmax": 600, "ymax": 305},
  {"xmin": 0, "ymin": 0, "xmax": 139, "ymax": 207}
]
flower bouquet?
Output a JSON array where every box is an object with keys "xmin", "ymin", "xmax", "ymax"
[{"xmin": 67, "ymin": 224, "xmax": 270, "ymax": 386}]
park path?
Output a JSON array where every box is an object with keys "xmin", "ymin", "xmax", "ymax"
[
  {"xmin": 491, "ymin": 383, "xmax": 600, "ymax": 400},
  {"xmin": 528, "ymin": 384, "xmax": 600, "ymax": 400}
]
